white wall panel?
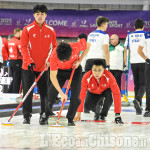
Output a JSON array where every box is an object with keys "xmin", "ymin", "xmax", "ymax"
[
  {"xmin": 0, "ymin": 1, "xmax": 145, "ymax": 10},
  {"xmin": 0, "ymin": 0, "xmax": 149, "ymax": 5}
]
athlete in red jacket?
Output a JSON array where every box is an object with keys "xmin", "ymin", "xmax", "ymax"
[
  {"xmin": 7, "ymin": 28, "xmax": 22, "ymax": 93},
  {"xmin": 0, "ymin": 36, "xmax": 2, "ymax": 70},
  {"xmin": 74, "ymin": 59, "xmax": 123, "ymax": 124},
  {"xmin": 8, "ymin": 34, "xmax": 22, "ymax": 60},
  {"xmin": 2, "ymin": 38, "xmax": 9, "ymax": 61},
  {"xmin": 21, "ymin": 5, "xmax": 57, "ymax": 124},
  {"xmin": 40, "ymin": 34, "xmax": 91, "ymax": 126}
]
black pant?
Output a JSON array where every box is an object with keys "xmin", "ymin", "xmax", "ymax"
[
  {"xmin": 85, "ymin": 59, "xmax": 106, "ymax": 73},
  {"xmin": 46, "ymin": 65, "xmax": 82, "ymax": 121},
  {"xmin": 131, "ymin": 63, "xmax": 146, "ymax": 106},
  {"xmin": 22, "ymin": 69, "xmax": 48, "ymax": 118},
  {"xmin": 145, "ymin": 63, "xmax": 150, "ymax": 111},
  {"xmin": 84, "ymin": 88, "xmax": 113, "ymax": 117},
  {"xmin": 7, "ymin": 59, "xmax": 22, "ymax": 93},
  {"xmin": 110, "ymin": 70, "xmax": 123, "ymax": 92},
  {"xmin": 0, "ymin": 62, "xmax": 2, "ymax": 69}
]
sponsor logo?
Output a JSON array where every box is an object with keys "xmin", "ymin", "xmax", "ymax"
[
  {"xmin": 108, "ymin": 21, "xmax": 123, "ymax": 28},
  {"xmin": 24, "ymin": 18, "xmax": 32, "ymax": 26},
  {"xmin": 71, "ymin": 21, "xmax": 77, "ymax": 27},
  {"xmin": 125, "ymin": 22, "xmax": 131, "ymax": 28},
  {"xmin": 45, "ymin": 20, "xmax": 68, "ymax": 26},
  {"xmin": 16, "ymin": 20, "xmax": 21, "ymax": 26},
  {"xmin": 90, "ymin": 24, "xmax": 96, "ymax": 27},
  {"xmin": 144, "ymin": 21, "xmax": 150, "ymax": 28},
  {"xmin": 80, "ymin": 20, "xmax": 88, "ymax": 27},
  {"xmin": 0, "ymin": 18, "xmax": 12, "ymax": 25}
]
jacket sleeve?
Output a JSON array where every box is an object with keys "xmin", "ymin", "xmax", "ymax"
[
  {"xmin": 17, "ymin": 40, "xmax": 21, "ymax": 53},
  {"xmin": 5, "ymin": 39, "xmax": 9, "ymax": 60},
  {"xmin": 109, "ymin": 73, "xmax": 121, "ymax": 113},
  {"xmin": 50, "ymin": 49, "xmax": 58, "ymax": 71},
  {"xmin": 52, "ymin": 29, "xmax": 57, "ymax": 50},
  {"xmin": 48, "ymin": 29, "xmax": 57, "ymax": 62},
  {"xmin": 77, "ymin": 75, "xmax": 88, "ymax": 112},
  {"xmin": 79, "ymin": 38, "xmax": 87, "ymax": 51},
  {"xmin": 21, "ymin": 28, "xmax": 34, "ymax": 66},
  {"xmin": 0, "ymin": 37, "xmax": 3, "ymax": 63},
  {"xmin": 2, "ymin": 38, "xmax": 9, "ymax": 61}
]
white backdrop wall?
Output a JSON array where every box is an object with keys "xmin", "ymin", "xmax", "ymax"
[{"xmin": 0, "ymin": 1, "xmax": 147, "ymax": 10}]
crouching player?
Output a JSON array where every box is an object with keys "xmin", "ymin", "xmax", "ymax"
[
  {"xmin": 74, "ymin": 59, "xmax": 124, "ymax": 124},
  {"xmin": 40, "ymin": 34, "xmax": 91, "ymax": 126}
]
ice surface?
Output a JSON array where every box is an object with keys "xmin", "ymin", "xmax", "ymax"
[{"xmin": 0, "ymin": 102, "xmax": 150, "ymax": 150}]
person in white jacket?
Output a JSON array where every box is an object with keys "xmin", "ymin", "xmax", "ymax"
[
  {"xmin": 109, "ymin": 34, "xmax": 125, "ymax": 91},
  {"xmin": 85, "ymin": 16, "xmax": 110, "ymax": 72},
  {"xmin": 0, "ymin": 36, "xmax": 3, "ymax": 72},
  {"xmin": 124, "ymin": 19, "xmax": 146, "ymax": 115}
]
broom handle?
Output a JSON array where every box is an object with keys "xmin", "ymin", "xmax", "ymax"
[
  {"xmin": 125, "ymin": 30, "xmax": 130, "ymax": 96},
  {"xmin": 19, "ymin": 82, "xmax": 22, "ymax": 94},
  {"xmin": 56, "ymin": 67, "xmax": 76, "ymax": 125},
  {"xmin": 8, "ymin": 66, "xmax": 47, "ymax": 122}
]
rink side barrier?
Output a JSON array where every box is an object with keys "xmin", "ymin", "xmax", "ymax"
[{"xmin": 0, "ymin": 101, "xmax": 70, "ymax": 118}]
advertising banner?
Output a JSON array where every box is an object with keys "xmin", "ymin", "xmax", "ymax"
[{"xmin": 0, "ymin": 9, "xmax": 150, "ymax": 38}]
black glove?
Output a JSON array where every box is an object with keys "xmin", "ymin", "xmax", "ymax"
[
  {"xmin": 28, "ymin": 63, "xmax": 36, "ymax": 72},
  {"xmin": 145, "ymin": 59, "xmax": 150, "ymax": 64},
  {"xmin": 115, "ymin": 113, "xmax": 124, "ymax": 124},
  {"xmin": 0, "ymin": 62, "xmax": 2, "ymax": 69},
  {"xmin": 106, "ymin": 65, "xmax": 110, "ymax": 71}
]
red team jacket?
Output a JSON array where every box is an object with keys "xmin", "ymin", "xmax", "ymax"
[
  {"xmin": 21, "ymin": 20, "xmax": 57, "ymax": 72},
  {"xmin": 77, "ymin": 70, "xmax": 121, "ymax": 113},
  {"xmin": 50, "ymin": 38, "xmax": 87, "ymax": 71},
  {"xmin": 2, "ymin": 38, "xmax": 9, "ymax": 61},
  {"xmin": 8, "ymin": 37, "xmax": 22, "ymax": 60}
]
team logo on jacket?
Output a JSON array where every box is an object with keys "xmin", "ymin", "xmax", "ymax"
[
  {"xmin": 33, "ymin": 34, "xmax": 36, "ymax": 38},
  {"xmin": 71, "ymin": 55, "xmax": 78, "ymax": 59},
  {"xmin": 102, "ymin": 84, "xmax": 106, "ymax": 87},
  {"xmin": 45, "ymin": 35, "xmax": 50, "ymax": 38}
]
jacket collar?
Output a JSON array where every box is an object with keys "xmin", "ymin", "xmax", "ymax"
[
  {"xmin": 91, "ymin": 70, "xmax": 105, "ymax": 80},
  {"xmin": 33, "ymin": 20, "xmax": 46, "ymax": 30},
  {"xmin": 12, "ymin": 36, "xmax": 20, "ymax": 40},
  {"xmin": 110, "ymin": 41, "xmax": 121, "ymax": 48}
]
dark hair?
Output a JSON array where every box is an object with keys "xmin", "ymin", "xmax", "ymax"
[
  {"xmin": 92, "ymin": 59, "xmax": 105, "ymax": 68},
  {"xmin": 134, "ymin": 19, "xmax": 144, "ymax": 29},
  {"xmin": 33, "ymin": 5, "xmax": 48, "ymax": 14},
  {"xmin": 56, "ymin": 43, "xmax": 72, "ymax": 61},
  {"xmin": 8, "ymin": 34, "xmax": 14, "ymax": 40},
  {"xmin": 78, "ymin": 33, "xmax": 87, "ymax": 41},
  {"xmin": 96, "ymin": 16, "xmax": 109, "ymax": 27}
]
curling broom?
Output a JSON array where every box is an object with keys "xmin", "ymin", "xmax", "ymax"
[
  {"xmin": 1, "ymin": 66, "xmax": 47, "ymax": 126},
  {"xmin": 49, "ymin": 67, "xmax": 76, "ymax": 127}
]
